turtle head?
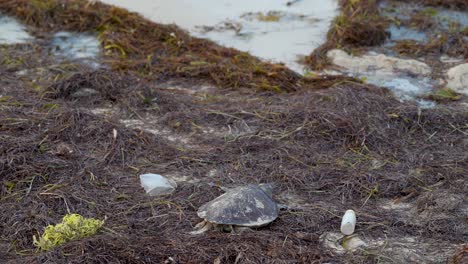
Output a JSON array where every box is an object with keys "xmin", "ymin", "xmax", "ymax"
[{"xmin": 258, "ymin": 183, "xmax": 275, "ymax": 197}]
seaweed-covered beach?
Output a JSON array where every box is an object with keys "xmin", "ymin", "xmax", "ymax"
[{"xmin": 0, "ymin": 0, "xmax": 467, "ymax": 263}]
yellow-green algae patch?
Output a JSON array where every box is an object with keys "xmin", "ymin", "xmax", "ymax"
[{"xmin": 33, "ymin": 214, "xmax": 104, "ymax": 251}]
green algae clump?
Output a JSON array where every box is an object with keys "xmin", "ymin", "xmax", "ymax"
[{"xmin": 33, "ymin": 214, "xmax": 104, "ymax": 251}]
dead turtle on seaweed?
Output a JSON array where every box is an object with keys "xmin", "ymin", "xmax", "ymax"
[{"xmin": 191, "ymin": 184, "xmax": 279, "ymax": 234}]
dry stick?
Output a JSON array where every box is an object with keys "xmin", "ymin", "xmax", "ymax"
[
  {"xmin": 282, "ymin": 235, "xmax": 289, "ymax": 248},
  {"xmin": 0, "ymin": 192, "xmax": 20, "ymax": 202},
  {"xmin": 146, "ymin": 214, "xmax": 169, "ymax": 221},
  {"xmin": 102, "ymin": 226, "xmax": 124, "ymax": 237},
  {"xmin": 123, "ymin": 102, "xmax": 144, "ymax": 120},
  {"xmin": 239, "ymin": 110, "xmax": 277, "ymax": 122},
  {"xmin": 234, "ymin": 252, "xmax": 242, "ymax": 264},
  {"xmin": 39, "ymin": 193, "xmax": 71, "ymax": 214},
  {"xmin": 286, "ymin": 0, "xmax": 303, "ymax": 7},
  {"xmin": 207, "ymin": 110, "xmax": 243, "ymax": 120},
  {"xmin": 280, "ymin": 148, "xmax": 315, "ymax": 169},
  {"xmin": 25, "ymin": 175, "xmax": 37, "ymax": 196},
  {"xmin": 306, "ymin": 205, "xmax": 341, "ymax": 218},
  {"xmin": 356, "ymin": 248, "xmax": 394, "ymax": 262},
  {"xmin": 277, "ymin": 126, "xmax": 303, "ymax": 140},
  {"xmin": 330, "ymin": 80, "xmax": 368, "ymax": 89},
  {"xmin": 449, "ymin": 122, "xmax": 468, "ymax": 136},
  {"xmin": 426, "ymin": 131, "xmax": 437, "ymax": 140},
  {"xmin": 71, "ymin": 193, "xmax": 104, "ymax": 208}
]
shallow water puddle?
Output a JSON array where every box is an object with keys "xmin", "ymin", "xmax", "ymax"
[
  {"xmin": 387, "ymin": 25, "xmax": 428, "ymax": 43},
  {"xmin": 51, "ymin": 32, "xmax": 101, "ymax": 66},
  {"xmin": 381, "ymin": 1, "xmax": 468, "ymax": 35},
  {"xmin": 366, "ymin": 76, "xmax": 436, "ymax": 108},
  {"xmin": 0, "ymin": 15, "xmax": 32, "ymax": 44},
  {"xmin": 327, "ymin": 49, "xmax": 437, "ymax": 108},
  {"xmin": 436, "ymin": 9, "xmax": 468, "ymax": 30},
  {"xmin": 100, "ymin": 0, "xmax": 339, "ymax": 72}
]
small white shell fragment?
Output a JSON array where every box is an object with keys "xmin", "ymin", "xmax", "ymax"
[
  {"xmin": 139, "ymin": 173, "xmax": 177, "ymax": 196},
  {"xmin": 340, "ymin": 209, "xmax": 356, "ymax": 235}
]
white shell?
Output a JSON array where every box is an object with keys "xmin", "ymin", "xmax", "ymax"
[
  {"xmin": 140, "ymin": 173, "xmax": 177, "ymax": 196},
  {"xmin": 340, "ymin": 209, "xmax": 356, "ymax": 235}
]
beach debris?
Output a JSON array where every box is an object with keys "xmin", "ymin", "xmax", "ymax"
[
  {"xmin": 286, "ymin": 0, "xmax": 303, "ymax": 7},
  {"xmin": 139, "ymin": 173, "xmax": 177, "ymax": 196},
  {"xmin": 71, "ymin": 88, "xmax": 100, "ymax": 98},
  {"xmin": 340, "ymin": 209, "xmax": 356, "ymax": 235},
  {"xmin": 192, "ymin": 184, "xmax": 278, "ymax": 234},
  {"xmin": 112, "ymin": 128, "xmax": 118, "ymax": 140},
  {"xmin": 321, "ymin": 232, "xmax": 367, "ymax": 254}
]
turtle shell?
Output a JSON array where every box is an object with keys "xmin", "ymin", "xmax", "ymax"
[{"xmin": 197, "ymin": 185, "xmax": 278, "ymax": 227}]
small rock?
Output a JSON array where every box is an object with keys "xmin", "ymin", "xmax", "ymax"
[
  {"xmin": 320, "ymin": 232, "xmax": 367, "ymax": 254},
  {"xmin": 447, "ymin": 63, "xmax": 468, "ymax": 95},
  {"xmin": 54, "ymin": 142, "xmax": 74, "ymax": 156},
  {"xmin": 15, "ymin": 69, "xmax": 29, "ymax": 76},
  {"xmin": 140, "ymin": 174, "xmax": 177, "ymax": 196},
  {"xmin": 71, "ymin": 88, "xmax": 99, "ymax": 98},
  {"xmin": 327, "ymin": 49, "xmax": 431, "ymax": 76},
  {"xmin": 343, "ymin": 235, "xmax": 367, "ymax": 251},
  {"xmin": 440, "ymin": 55, "xmax": 464, "ymax": 64}
]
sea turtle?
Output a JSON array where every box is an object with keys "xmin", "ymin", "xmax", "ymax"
[{"xmin": 192, "ymin": 184, "xmax": 278, "ymax": 234}]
